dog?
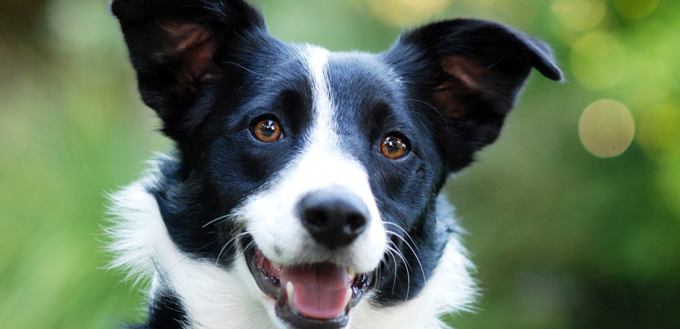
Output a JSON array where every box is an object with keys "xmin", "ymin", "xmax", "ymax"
[{"xmin": 106, "ymin": 0, "xmax": 562, "ymax": 328}]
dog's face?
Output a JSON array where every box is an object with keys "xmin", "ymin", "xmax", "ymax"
[{"xmin": 112, "ymin": 0, "xmax": 561, "ymax": 328}]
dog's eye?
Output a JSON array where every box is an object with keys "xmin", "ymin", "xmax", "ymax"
[
  {"xmin": 252, "ymin": 119, "xmax": 282, "ymax": 142},
  {"xmin": 381, "ymin": 135, "xmax": 408, "ymax": 159}
]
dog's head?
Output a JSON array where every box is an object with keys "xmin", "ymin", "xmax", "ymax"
[{"xmin": 112, "ymin": 0, "xmax": 561, "ymax": 327}]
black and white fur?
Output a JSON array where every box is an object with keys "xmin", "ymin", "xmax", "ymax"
[{"xmin": 106, "ymin": 1, "xmax": 562, "ymax": 328}]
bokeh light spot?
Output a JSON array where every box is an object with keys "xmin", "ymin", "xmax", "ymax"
[
  {"xmin": 579, "ymin": 99, "xmax": 635, "ymax": 158},
  {"xmin": 571, "ymin": 31, "xmax": 626, "ymax": 90},
  {"xmin": 366, "ymin": 0, "xmax": 453, "ymax": 26},
  {"xmin": 552, "ymin": 0, "xmax": 607, "ymax": 31},
  {"xmin": 612, "ymin": 0, "xmax": 659, "ymax": 19},
  {"xmin": 636, "ymin": 103, "xmax": 680, "ymax": 162}
]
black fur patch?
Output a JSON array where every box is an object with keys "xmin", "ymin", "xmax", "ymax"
[{"xmin": 126, "ymin": 288, "xmax": 187, "ymax": 329}]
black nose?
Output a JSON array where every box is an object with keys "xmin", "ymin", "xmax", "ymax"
[{"xmin": 298, "ymin": 189, "xmax": 370, "ymax": 250}]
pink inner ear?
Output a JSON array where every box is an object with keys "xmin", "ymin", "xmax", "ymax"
[
  {"xmin": 162, "ymin": 23, "xmax": 219, "ymax": 84},
  {"xmin": 434, "ymin": 56, "xmax": 489, "ymax": 118},
  {"xmin": 441, "ymin": 57, "xmax": 486, "ymax": 91}
]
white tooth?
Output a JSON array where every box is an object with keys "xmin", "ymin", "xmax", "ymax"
[
  {"xmin": 347, "ymin": 269, "xmax": 355, "ymax": 279},
  {"xmin": 286, "ymin": 282, "xmax": 295, "ymax": 303},
  {"xmin": 344, "ymin": 289, "xmax": 353, "ymax": 307}
]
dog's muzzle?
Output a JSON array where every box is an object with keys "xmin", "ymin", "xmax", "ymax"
[{"xmin": 242, "ymin": 188, "xmax": 374, "ymax": 328}]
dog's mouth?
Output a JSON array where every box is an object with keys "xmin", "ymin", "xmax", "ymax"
[{"xmin": 241, "ymin": 234, "xmax": 371, "ymax": 329}]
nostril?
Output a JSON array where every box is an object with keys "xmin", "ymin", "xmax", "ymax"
[{"xmin": 344, "ymin": 214, "xmax": 366, "ymax": 234}]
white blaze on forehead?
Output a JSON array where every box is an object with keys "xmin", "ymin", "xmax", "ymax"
[
  {"xmin": 305, "ymin": 46, "xmax": 336, "ymax": 146},
  {"xmin": 236, "ymin": 45, "xmax": 386, "ymax": 274}
]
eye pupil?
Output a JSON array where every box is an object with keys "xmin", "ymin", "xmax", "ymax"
[
  {"xmin": 381, "ymin": 135, "xmax": 408, "ymax": 159},
  {"xmin": 252, "ymin": 119, "xmax": 282, "ymax": 142},
  {"xmin": 260, "ymin": 121, "xmax": 276, "ymax": 134}
]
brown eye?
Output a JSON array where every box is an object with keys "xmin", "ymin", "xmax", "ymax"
[
  {"xmin": 381, "ymin": 135, "xmax": 408, "ymax": 159},
  {"xmin": 252, "ymin": 119, "xmax": 282, "ymax": 142}
]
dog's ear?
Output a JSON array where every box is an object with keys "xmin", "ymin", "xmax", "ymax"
[
  {"xmin": 111, "ymin": 0, "xmax": 267, "ymax": 139},
  {"xmin": 384, "ymin": 19, "xmax": 562, "ymax": 172}
]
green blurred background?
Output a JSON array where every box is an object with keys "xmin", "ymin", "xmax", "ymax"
[{"xmin": 1, "ymin": 0, "xmax": 679, "ymax": 328}]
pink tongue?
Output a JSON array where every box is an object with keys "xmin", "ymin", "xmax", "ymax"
[{"xmin": 280, "ymin": 263, "xmax": 351, "ymax": 320}]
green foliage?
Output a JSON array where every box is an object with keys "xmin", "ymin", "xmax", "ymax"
[{"xmin": 1, "ymin": 0, "xmax": 678, "ymax": 328}]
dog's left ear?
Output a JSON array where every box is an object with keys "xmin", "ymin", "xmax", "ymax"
[{"xmin": 384, "ymin": 19, "xmax": 562, "ymax": 172}]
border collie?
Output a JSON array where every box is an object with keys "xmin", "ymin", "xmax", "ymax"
[{"xmin": 106, "ymin": 0, "xmax": 562, "ymax": 328}]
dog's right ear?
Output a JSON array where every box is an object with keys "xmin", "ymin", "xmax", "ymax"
[{"xmin": 111, "ymin": 0, "xmax": 266, "ymax": 139}]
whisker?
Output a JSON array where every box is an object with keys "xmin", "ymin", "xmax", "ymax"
[
  {"xmin": 242, "ymin": 240, "xmax": 257, "ymax": 254},
  {"xmin": 215, "ymin": 231, "xmax": 251, "ymax": 267},
  {"xmin": 386, "ymin": 241, "xmax": 411, "ymax": 300},
  {"xmin": 383, "ymin": 222, "xmax": 420, "ymax": 252},
  {"xmin": 222, "ymin": 61, "xmax": 265, "ymax": 77},
  {"xmin": 373, "ymin": 248, "xmax": 394, "ymax": 295},
  {"xmin": 385, "ymin": 228, "xmax": 427, "ymax": 284},
  {"xmin": 202, "ymin": 213, "xmax": 233, "ymax": 228},
  {"xmin": 407, "ymin": 98, "xmax": 448, "ymax": 129},
  {"xmin": 221, "ymin": 61, "xmax": 279, "ymax": 86},
  {"xmin": 384, "ymin": 244, "xmax": 400, "ymax": 296},
  {"xmin": 215, "ymin": 242, "xmax": 232, "ymax": 267}
]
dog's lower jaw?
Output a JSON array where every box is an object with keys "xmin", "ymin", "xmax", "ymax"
[
  {"xmin": 106, "ymin": 169, "xmax": 477, "ymax": 329},
  {"xmin": 242, "ymin": 234, "xmax": 372, "ymax": 328}
]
